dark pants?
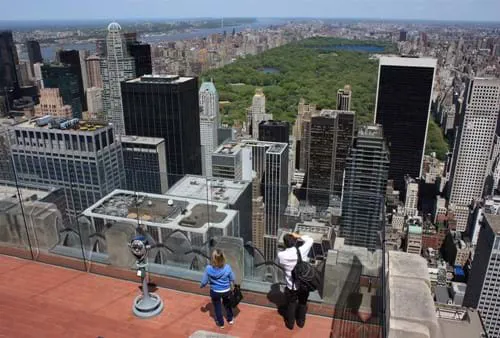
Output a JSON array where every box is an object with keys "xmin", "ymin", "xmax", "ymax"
[
  {"xmin": 284, "ymin": 287, "xmax": 309, "ymax": 329},
  {"xmin": 210, "ymin": 289, "xmax": 233, "ymax": 326}
]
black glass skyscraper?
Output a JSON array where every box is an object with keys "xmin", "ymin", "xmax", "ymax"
[
  {"xmin": 127, "ymin": 42, "xmax": 152, "ymax": 77},
  {"xmin": 58, "ymin": 50, "xmax": 87, "ymax": 111},
  {"xmin": 258, "ymin": 120, "xmax": 290, "ymax": 144},
  {"xmin": 121, "ymin": 75, "xmax": 202, "ymax": 186},
  {"xmin": 42, "ymin": 64, "xmax": 82, "ymax": 118},
  {"xmin": 0, "ymin": 31, "xmax": 19, "ymax": 91},
  {"xmin": 341, "ymin": 125, "xmax": 389, "ymax": 250},
  {"xmin": 374, "ymin": 57, "xmax": 436, "ymax": 193},
  {"xmin": 305, "ymin": 110, "xmax": 355, "ymax": 209},
  {"xmin": 26, "ymin": 40, "xmax": 43, "ymax": 72}
]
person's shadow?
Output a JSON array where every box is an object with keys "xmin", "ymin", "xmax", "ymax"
[
  {"xmin": 267, "ymin": 283, "xmax": 288, "ymax": 319},
  {"xmin": 201, "ymin": 302, "xmax": 241, "ymax": 322}
]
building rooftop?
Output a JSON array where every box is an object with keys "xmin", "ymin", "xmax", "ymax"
[
  {"xmin": 16, "ymin": 117, "xmax": 108, "ymax": 132},
  {"xmin": 319, "ymin": 109, "xmax": 355, "ymax": 118},
  {"xmin": 199, "ymin": 81, "xmax": 217, "ymax": 94},
  {"xmin": 380, "ymin": 55, "xmax": 437, "ymax": 68},
  {"xmin": 83, "ymin": 189, "xmax": 237, "ymax": 232},
  {"xmin": 168, "ymin": 175, "xmax": 250, "ymax": 205},
  {"xmin": 126, "ymin": 74, "xmax": 194, "ymax": 84},
  {"xmin": 438, "ymin": 309, "xmax": 486, "ymax": 338},
  {"xmin": 214, "ymin": 142, "xmax": 243, "ymax": 155},
  {"xmin": 485, "ymin": 213, "xmax": 500, "ymax": 235},
  {"xmin": 0, "ymin": 255, "xmax": 334, "ymax": 338},
  {"xmin": 121, "ymin": 135, "xmax": 165, "ymax": 146}
]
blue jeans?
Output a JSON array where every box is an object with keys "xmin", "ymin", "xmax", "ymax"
[{"xmin": 210, "ymin": 289, "xmax": 233, "ymax": 326}]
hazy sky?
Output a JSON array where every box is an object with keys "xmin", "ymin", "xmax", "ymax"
[{"xmin": 1, "ymin": 0, "xmax": 499, "ymax": 22}]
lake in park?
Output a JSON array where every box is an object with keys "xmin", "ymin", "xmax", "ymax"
[
  {"xmin": 259, "ymin": 67, "xmax": 281, "ymax": 74},
  {"xmin": 308, "ymin": 45, "xmax": 386, "ymax": 53}
]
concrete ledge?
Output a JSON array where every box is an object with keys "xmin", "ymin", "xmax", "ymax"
[{"xmin": 387, "ymin": 251, "xmax": 441, "ymax": 338}]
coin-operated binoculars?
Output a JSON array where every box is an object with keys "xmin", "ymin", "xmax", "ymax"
[{"xmin": 129, "ymin": 236, "xmax": 164, "ymax": 318}]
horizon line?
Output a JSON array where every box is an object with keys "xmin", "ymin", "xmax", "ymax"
[{"xmin": 1, "ymin": 16, "xmax": 500, "ymax": 24}]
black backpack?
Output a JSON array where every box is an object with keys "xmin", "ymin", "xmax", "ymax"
[{"xmin": 291, "ymin": 247, "xmax": 321, "ymax": 292}]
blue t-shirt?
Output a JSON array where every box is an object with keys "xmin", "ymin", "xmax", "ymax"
[{"xmin": 200, "ymin": 264, "xmax": 235, "ymax": 292}]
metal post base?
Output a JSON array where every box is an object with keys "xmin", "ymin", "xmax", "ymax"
[{"xmin": 133, "ymin": 293, "xmax": 164, "ymax": 318}]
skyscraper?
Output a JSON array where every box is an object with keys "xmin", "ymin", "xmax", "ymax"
[
  {"xmin": 26, "ymin": 40, "xmax": 43, "ymax": 73},
  {"xmin": 341, "ymin": 125, "xmax": 389, "ymax": 250},
  {"xmin": 374, "ymin": 56, "xmax": 436, "ymax": 193},
  {"xmin": 10, "ymin": 118, "xmax": 125, "ymax": 219},
  {"xmin": 58, "ymin": 50, "xmax": 88, "ymax": 111},
  {"xmin": 464, "ymin": 213, "xmax": 500, "ymax": 337},
  {"xmin": 294, "ymin": 98, "xmax": 316, "ymax": 171},
  {"xmin": 41, "ymin": 63, "xmax": 82, "ymax": 118},
  {"xmin": 306, "ymin": 110, "xmax": 355, "ymax": 209},
  {"xmin": 238, "ymin": 139, "xmax": 288, "ymax": 260},
  {"xmin": 258, "ymin": 120, "xmax": 290, "ymax": 144},
  {"xmin": 336, "ymin": 85, "xmax": 352, "ymax": 111},
  {"xmin": 121, "ymin": 75, "xmax": 202, "ymax": 186},
  {"xmin": 199, "ymin": 81, "xmax": 219, "ymax": 176},
  {"xmin": 212, "ymin": 142, "xmax": 243, "ymax": 180},
  {"xmin": 127, "ymin": 42, "xmax": 152, "ymax": 78},
  {"xmin": 263, "ymin": 142, "xmax": 289, "ymax": 260},
  {"xmin": 121, "ymin": 136, "xmax": 168, "ymax": 194},
  {"xmin": 86, "ymin": 55, "xmax": 103, "ymax": 88},
  {"xmin": 449, "ymin": 78, "xmax": 500, "ymax": 232},
  {"xmin": 0, "ymin": 31, "xmax": 19, "ymax": 91},
  {"xmin": 199, "ymin": 80, "xmax": 220, "ymax": 122},
  {"xmin": 248, "ymin": 88, "xmax": 272, "ymax": 138},
  {"xmin": 101, "ymin": 22, "xmax": 135, "ymax": 135}
]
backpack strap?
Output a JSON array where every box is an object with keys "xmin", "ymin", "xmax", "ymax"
[{"xmin": 295, "ymin": 247, "xmax": 302, "ymax": 263}]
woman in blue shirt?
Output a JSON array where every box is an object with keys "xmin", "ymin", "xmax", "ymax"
[{"xmin": 200, "ymin": 249, "xmax": 235, "ymax": 328}]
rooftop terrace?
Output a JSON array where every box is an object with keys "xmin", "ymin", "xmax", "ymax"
[{"xmin": 0, "ymin": 255, "xmax": 334, "ymax": 338}]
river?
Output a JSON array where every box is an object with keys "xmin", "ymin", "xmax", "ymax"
[{"xmin": 36, "ymin": 18, "xmax": 287, "ymax": 61}]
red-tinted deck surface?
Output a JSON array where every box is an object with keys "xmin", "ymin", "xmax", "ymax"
[{"xmin": 0, "ymin": 255, "xmax": 334, "ymax": 338}]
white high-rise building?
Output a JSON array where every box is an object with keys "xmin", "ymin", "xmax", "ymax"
[
  {"xmin": 33, "ymin": 62, "xmax": 43, "ymax": 89},
  {"xmin": 200, "ymin": 115, "xmax": 217, "ymax": 177},
  {"xmin": 100, "ymin": 22, "xmax": 135, "ymax": 135},
  {"xmin": 449, "ymin": 78, "xmax": 500, "ymax": 232},
  {"xmin": 199, "ymin": 81, "xmax": 219, "ymax": 177}
]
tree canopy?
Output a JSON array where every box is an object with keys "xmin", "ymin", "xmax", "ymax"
[{"xmin": 202, "ymin": 37, "xmax": 448, "ymax": 160}]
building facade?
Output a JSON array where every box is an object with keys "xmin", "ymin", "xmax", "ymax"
[
  {"xmin": 341, "ymin": 125, "xmax": 389, "ymax": 250},
  {"xmin": 100, "ymin": 22, "xmax": 135, "ymax": 135},
  {"xmin": 86, "ymin": 87, "xmax": 103, "ymax": 118},
  {"xmin": 449, "ymin": 78, "xmax": 500, "ymax": 232},
  {"xmin": 121, "ymin": 136, "xmax": 168, "ymax": 194},
  {"xmin": 86, "ymin": 55, "xmax": 103, "ymax": 88},
  {"xmin": 121, "ymin": 75, "xmax": 202, "ymax": 186},
  {"xmin": 306, "ymin": 110, "xmax": 355, "ymax": 209},
  {"xmin": 464, "ymin": 214, "xmax": 500, "ymax": 337},
  {"xmin": 9, "ymin": 118, "xmax": 125, "ymax": 219},
  {"xmin": 374, "ymin": 56, "xmax": 436, "ymax": 193},
  {"xmin": 212, "ymin": 142, "xmax": 243, "ymax": 180}
]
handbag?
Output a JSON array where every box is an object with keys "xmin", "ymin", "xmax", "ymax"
[{"xmin": 230, "ymin": 284, "xmax": 243, "ymax": 308}]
